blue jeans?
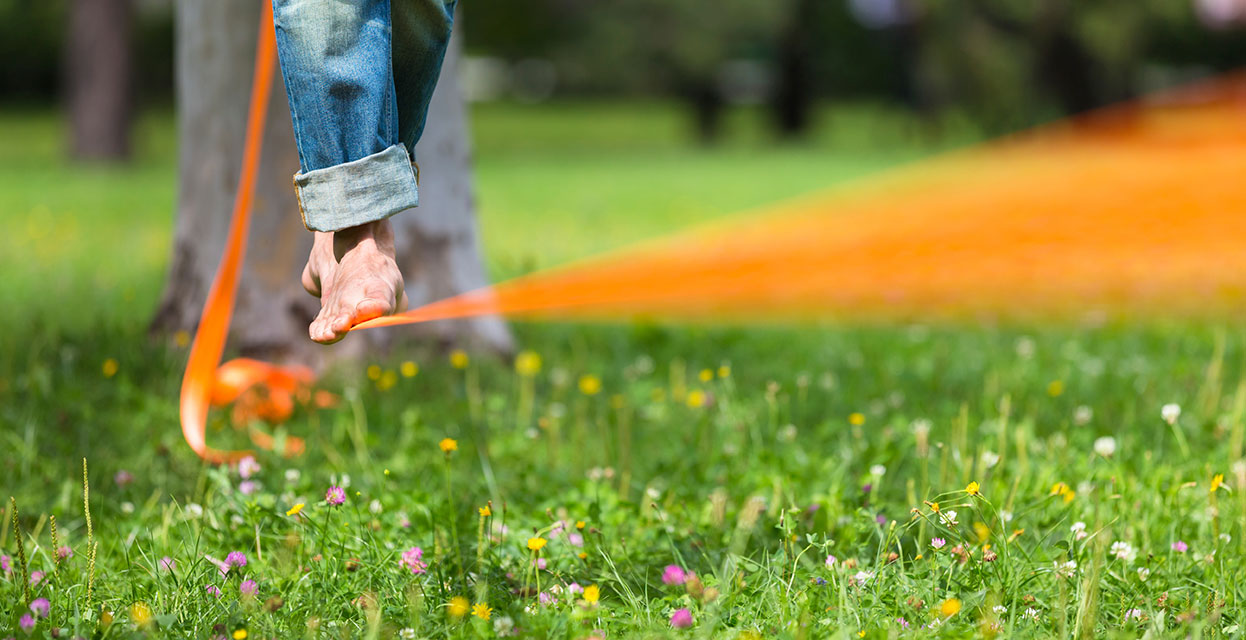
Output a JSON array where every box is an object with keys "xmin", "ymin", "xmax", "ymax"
[{"xmin": 272, "ymin": 0, "xmax": 456, "ymax": 232}]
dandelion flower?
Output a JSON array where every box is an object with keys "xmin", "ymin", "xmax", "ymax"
[
  {"xmin": 965, "ymin": 481, "xmax": 981, "ymax": 496},
  {"xmin": 233, "ymin": 629, "xmax": 248, "ymax": 640},
  {"xmin": 939, "ymin": 598, "xmax": 962, "ymax": 618},
  {"xmin": 1093, "ymin": 436, "xmax": 1116, "ymax": 457},
  {"xmin": 685, "ymin": 390, "xmax": 706, "ymax": 408},
  {"xmin": 662, "ymin": 565, "xmax": 688, "ymax": 585},
  {"xmin": 447, "ymin": 596, "xmax": 470, "ymax": 618},
  {"xmin": 439, "ymin": 438, "xmax": 458, "ymax": 453},
  {"xmin": 286, "ymin": 503, "xmax": 304, "ymax": 516},
  {"xmin": 584, "ymin": 585, "xmax": 601, "ymax": 603},
  {"xmin": 849, "ymin": 412, "xmax": 865, "ymax": 426},
  {"xmin": 449, "ymin": 349, "xmax": 469, "ymax": 369},
  {"xmin": 325, "ymin": 485, "xmax": 346, "ymax": 505},
  {"xmin": 1047, "ymin": 380, "xmax": 1064, "ymax": 397},
  {"xmin": 102, "ymin": 358, "xmax": 119, "ymax": 378},
  {"xmin": 1211, "ymin": 473, "xmax": 1225, "ymax": 493},
  {"xmin": 401, "ymin": 361, "xmax": 419, "ymax": 377},
  {"xmin": 670, "ymin": 608, "xmax": 693, "ymax": 628},
  {"xmin": 479, "ymin": 505, "xmax": 492, "ymax": 517},
  {"xmin": 527, "ymin": 537, "xmax": 547, "ymax": 551},
  {"xmin": 472, "ymin": 603, "xmax": 492, "ymax": 620},
  {"xmin": 579, "ymin": 374, "xmax": 602, "ymax": 395},
  {"xmin": 130, "ymin": 601, "xmax": 153, "ymax": 627},
  {"xmin": 515, "ymin": 351, "xmax": 542, "ymax": 376}
]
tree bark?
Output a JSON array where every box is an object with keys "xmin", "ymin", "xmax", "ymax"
[
  {"xmin": 65, "ymin": 0, "xmax": 134, "ymax": 161},
  {"xmin": 152, "ymin": 0, "xmax": 509, "ymax": 367}
]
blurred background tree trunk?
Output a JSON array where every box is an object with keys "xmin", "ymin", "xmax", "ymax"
[
  {"xmin": 151, "ymin": 0, "xmax": 509, "ymax": 367},
  {"xmin": 65, "ymin": 0, "xmax": 134, "ymax": 160}
]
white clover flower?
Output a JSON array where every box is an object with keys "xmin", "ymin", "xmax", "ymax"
[
  {"xmin": 992, "ymin": 605, "xmax": 1008, "ymax": 614},
  {"xmin": 1073, "ymin": 405, "xmax": 1093, "ymax": 426},
  {"xmin": 852, "ymin": 570, "xmax": 874, "ymax": 586},
  {"xmin": 1125, "ymin": 608, "xmax": 1142, "ymax": 620},
  {"xmin": 870, "ymin": 464, "xmax": 887, "ymax": 477},
  {"xmin": 1071, "ymin": 521, "xmax": 1086, "ymax": 533},
  {"xmin": 1054, "ymin": 560, "xmax": 1078, "ymax": 578},
  {"xmin": 1093, "ymin": 436, "xmax": 1117, "ymax": 458},
  {"xmin": 1220, "ymin": 533, "xmax": 1232, "ymax": 543},
  {"xmin": 398, "ymin": 628, "xmax": 416, "ymax": 640},
  {"xmin": 285, "ymin": 468, "xmax": 301, "ymax": 484},
  {"xmin": 911, "ymin": 419, "xmax": 931, "ymax": 437},
  {"xmin": 939, "ymin": 510, "xmax": 959, "ymax": 527},
  {"xmin": 494, "ymin": 615, "xmax": 516, "ymax": 637},
  {"xmin": 1024, "ymin": 607, "xmax": 1040, "ymax": 621},
  {"xmin": 1162, "ymin": 403, "xmax": 1181, "ymax": 425},
  {"xmin": 1137, "ymin": 567, "xmax": 1150, "ymax": 581},
  {"xmin": 980, "ymin": 450, "xmax": 1000, "ymax": 468},
  {"xmin": 184, "ymin": 503, "xmax": 202, "ymax": 519},
  {"xmin": 1110, "ymin": 541, "xmax": 1137, "ymax": 563},
  {"xmin": 369, "ymin": 499, "xmax": 383, "ymax": 514},
  {"xmin": 1000, "ymin": 510, "xmax": 1014, "ymax": 523},
  {"xmin": 1015, "ymin": 336, "xmax": 1036, "ymax": 359},
  {"xmin": 121, "ymin": 502, "xmax": 136, "ymax": 514}
]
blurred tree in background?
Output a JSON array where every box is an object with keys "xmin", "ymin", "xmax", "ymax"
[{"xmin": 2, "ymin": 0, "xmax": 1244, "ymax": 151}]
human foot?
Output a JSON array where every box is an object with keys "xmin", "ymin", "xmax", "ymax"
[{"xmin": 302, "ymin": 220, "xmax": 408, "ymax": 344}]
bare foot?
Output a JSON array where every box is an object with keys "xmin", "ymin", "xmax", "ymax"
[{"xmin": 302, "ymin": 220, "xmax": 408, "ymax": 344}]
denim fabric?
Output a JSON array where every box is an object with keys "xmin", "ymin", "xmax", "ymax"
[{"xmin": 272, "ymin": 0, "xmax": 456, "ymax": 232}]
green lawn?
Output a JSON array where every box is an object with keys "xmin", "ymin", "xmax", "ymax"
[{"xmin": 1, "ymin": 103, "xmax": 1243, "ymax": 639}]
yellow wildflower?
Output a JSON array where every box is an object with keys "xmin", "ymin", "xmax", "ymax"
[
  {"xmin": 578, "ymin": 552, "xmax": 587, "ymax": 560},
  {"xmin": 515, "ymin": 350, "xmax": 542, "ymax": 376},
  {"xmin": 584, "ymin": 585, "xmax": 600, "ymax": 603},
  {"xmin": 173, "ymin": 330, "xmax": 190, "ymax": 347},
  {"xmin": 849, "ymin": 412, "xmax": 865, "ymax": 426},
  {"xmin": 1211, "ymin": 473, "xmax": 1225, "ymax": 493},
  {"xmin": 286, "ymin": 503, "xmax": 304, "ymax": 516},
  {"xmin": 930, "ymin": 502, "xmax": 940, "ymax": 513},
  {"xmin": 130, "ymin": 602, "xmax": 153, "ymax": 627},
  {"xmin": 717, "ymin": 365, "xmax": 731, "ymax": 378},
  {"xmin": 366, "ymin": 364, "xmax": 382, "ymax": 380},
  {"xmin": 576, "ymin": 520, "xmax": 585, "ymax": 529},
  {"xmin": 472, "ymin": 603, "xmax": 492, "ymax": 620},
  {"xmin": 479, "ymin": 505, "xmax": 492, "ymax": 517},
  {"xmin": 449, "ymin": 349, "xmax": 469, "ymax": 369},
  {"xmin": 973, "ymin": 521, "xmax": 990, "ymax": 542},
  {"xmin": 965, "ymin": 481, "xmax": 980, "ymax": 497},
  {"xmin": 400, "ymin": 361, "xmax": 419, "ymax": 377},
  {"xmin": 102, "ymin": 358, "xmax": 119, "ymax": 378},
  {"xmin": 579, "ymin": 374, "xmax": 602, "ymax": 395},
  {"xmin": 940, "ymin": 598, "xmax": 962, "ymax": 618},
  {"xmin": 439, "ymin": 438, "xmax": 458, "ymax": 453},
  {"xmin": 527, "ymin": 536, "xmax": 547, "ymax": 551},
  {"xmin": 1047, "ymin": 380, "xmax": 1064, "ymax": 397},
  {"xmin": 233, "ymin": 630, "xmax": 248, "ymax": 640},
  {"xmin": 447, "ymin": 596, "xmax": 470, "ymax": 618},
  {"xmin": 377, "ymin": 369, "xmax": 397, "ymax": 391},
  {"xmin": 686, "ymin": 389, "xmax": 706, "ymax": 408},
  {"xmin": 699, "ymin": 368, "xmax": 714, "ymax": 382}
]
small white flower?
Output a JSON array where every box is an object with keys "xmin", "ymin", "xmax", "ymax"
[
  {"xmin": 992, "ymin": 605, "xmax": 1008, "ymax": 614},
  {"xmin": 369, "ymin": 499, "xmax": 383, "ymax": 514},
  {"xmin": 1137, "ymin": 567, "xmax": 1150, "ymax": 581},
  {"xmin": 980, "ymin": 451, "xmax": 1000, "ymax": 468},
  {"xmin": 1024, "ymin": 607, "xmax": 1040, "ymax": 621},
  {"xmin": 778, "ymin": 424, "xmax": 798, "ymax": 442},
  {"xmin": 1110, "ymin": 541, "xmax": 1137, "ymax": 563},
  {"xmin": 870, "ymin": 464, "xmax": 887, "ymax": 477},
  {"xmin": 852, "ymin": 570, "xmax": 874, "ymax": 585},
  {"xmin": 1073, "ymin": 405, "xmax": 1093, "ymax": 426},
  {"xmin": 1125, "ymin": 608, "xmax": 1142, "ymax": 620},
  {"xmin": 911, "ymin": 419, "xmax": 931, "ymax": 437},
  {"xmin": 1054, "ymin": 560, "xmax": 1078, "ymax": 578},
  {"xmin": 493, "ymin": 615, "xmax": 516, "ymax": 637},
  {"xmin": 825, "ymin": 554, "xmax": 837, "ymax": 568},
  {"xmin": 939, "ymin": 510, "xmax": 959, "ymax": 527},
  {"xmin": 398, "ymin": 628, "xmax": 416, "ymax": 640},
  {"xmin": 1093, "ymin": 436, "xmax": 1117, "ymax": 457},
  {"xmin": 1162, "ymin": 403, "xmax": 1181, "ymax": 425},
  {"xmin": 121, "ymin": 502, "xmax": 135, "ymax": 514},
  {"xmin": 284, "ymin": 468, "xmax": 301, "ymax": 484},
  {"xmin": 184, "ymin": 503, "xmax": 202, "ymax": 518},
  {"xmin": 1015, "ymin": 336, "xmax": 1036, "ymax": 359},
  {"xmin": 1000, "ymin": 510, "xmax": 1014, "ymax": 523},
  {"xmin": 1071, "ymin": 521, "xmax": 1086, "ymax": 533},
  {"xmin": 1220, "ymin": 533, "xmax": 1232, "ymax": 543}
]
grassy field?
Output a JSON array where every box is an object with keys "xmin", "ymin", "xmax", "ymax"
[{"xmin": 1, "ymin": 103, "xmax": 1244, "ymax": 639}]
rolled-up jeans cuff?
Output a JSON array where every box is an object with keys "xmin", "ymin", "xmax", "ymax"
[{"xmin": 294, "ymin": 143, "xmax": 419, "ymax": 232}]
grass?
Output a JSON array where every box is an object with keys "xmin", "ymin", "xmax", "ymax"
[{"xmin": 1, "ymin": 101, "xmax": 1244, "ymax": 638}]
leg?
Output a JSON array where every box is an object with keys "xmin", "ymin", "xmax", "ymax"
[
  {"xmin": 392, "ymin": 0, "xmax": 457, "ymax": 156},
  {"xmin": 271, "ymin": 0, "xmax": 419, "ymax": 343}
]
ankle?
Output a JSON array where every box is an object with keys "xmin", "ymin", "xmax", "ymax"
[{"xmin": 332, "ymin": 220, "xmax": 386, "ymax": 260}]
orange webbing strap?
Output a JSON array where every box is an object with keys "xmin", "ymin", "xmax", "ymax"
[{"xmin": 179, "ymin": 1, "xmax": 305, "ymax": 463}]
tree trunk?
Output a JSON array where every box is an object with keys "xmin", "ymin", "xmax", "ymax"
[
  {"xmin": 65, "ymin": 0, "xmax": 134, "ymax": 161},
  {"xmin": 151, "ymin": 0, "xmax": 509, "ymax": 367}
]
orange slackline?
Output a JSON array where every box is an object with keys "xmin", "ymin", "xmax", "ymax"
[
  {"xmin": 179, "ymin": 1, "xmax": 310, "ymax": 463},
  {"xmin": 353, "ymin": 73, "xmax": 1246, "ymax": 331}
]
